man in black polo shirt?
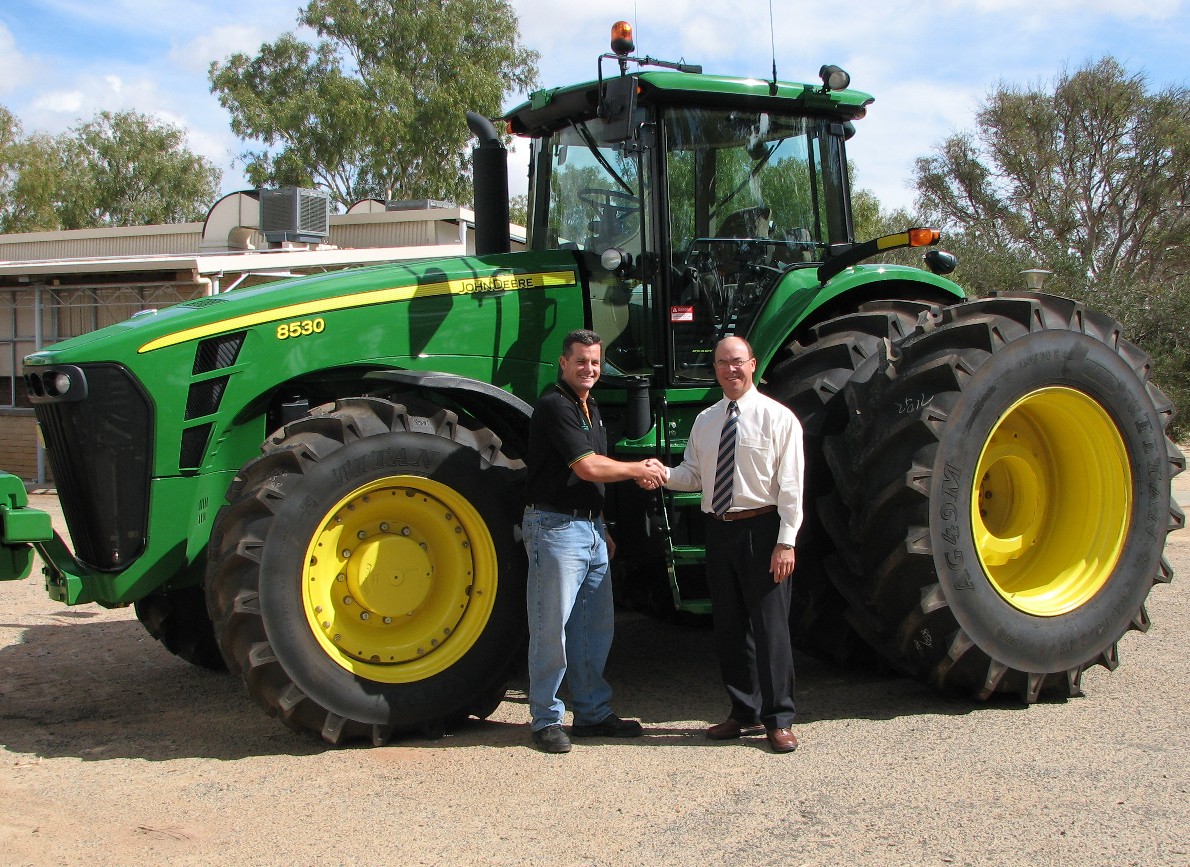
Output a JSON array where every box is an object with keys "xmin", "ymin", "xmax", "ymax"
[{"xmin": 523, "ymin": 328, "xmax": 666, "ymax": 754}]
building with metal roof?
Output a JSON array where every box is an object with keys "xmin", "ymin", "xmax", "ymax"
[{"xmin": 0, "ymin": 192, "xmax": 524, "ymax": 483}]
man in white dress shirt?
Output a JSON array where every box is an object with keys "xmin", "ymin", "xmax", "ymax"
[{"xmin": 658, "ymin": 335, "xmax": 804, "ymax": 753}]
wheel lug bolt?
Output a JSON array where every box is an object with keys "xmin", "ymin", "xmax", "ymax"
[
  {"xmin": 357, "ymin": 530, "xmax": 367, "ymax": 539},
  {"xmin": 380, "ymin": 523, "xmax": 389, "ymax": 532},
  {"xmin": 383, "ymin": 616, "xmax": 392, "ymax": 624},
  {"xmin": 361, "ymin": 611, "xmax": 370, "ymax": 621},
  {"xmin": 344, "ymin": 596, "xmax": 354, "ymax": 605},
  {"xmin": 336, "ymin": 573, "xmax": 345, "ymax": 582},
  {"xmin": 315, "ymin": 606, "xmax": 323, "ymax": 613},
  {"xmin": 401, "ymin": 527, "xmax": 411, "ymax": 536},
  {"xmin": 342, "ymin": 549, "xmax": 352, "ymax": 558}
]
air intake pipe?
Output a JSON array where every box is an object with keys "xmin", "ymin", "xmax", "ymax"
[{"xmin": 467, "ymin": 111, "xmax": 510, "ymax": 256}]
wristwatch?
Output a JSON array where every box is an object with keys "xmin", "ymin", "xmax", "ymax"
[{"xmin": 777, "ymin": 543, "xmax": 794, "ymax": 550}]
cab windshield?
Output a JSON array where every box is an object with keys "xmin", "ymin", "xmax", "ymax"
[
  {"xmin": 665, "ymin": 107, "xmax": 849, "ymax": 378},
  {"xmin": 665, "ymin": 107, "xmax": 844, "ymax": 261}
]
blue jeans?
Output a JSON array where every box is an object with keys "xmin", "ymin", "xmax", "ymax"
[{"xmin": 524, "ymin": 507, "xmax": 614, "ymax": 731}]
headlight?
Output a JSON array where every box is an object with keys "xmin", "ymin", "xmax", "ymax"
[{"xmin": 48, "ymin": 372, "xmax": 72, "ymax": 397}]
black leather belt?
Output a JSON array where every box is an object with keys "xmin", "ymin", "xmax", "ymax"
[
  {"xmin": 706, "ymin": 505, "xmax": 777, "ymax": 522},
  {"xmin": 530, "ymin": 504, "xmax": 600, "ymax": 521}
]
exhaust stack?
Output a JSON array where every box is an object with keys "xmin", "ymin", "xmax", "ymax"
[{"xmin": 467, "ymin": 112, "xmax": 511, "ymax": 256}]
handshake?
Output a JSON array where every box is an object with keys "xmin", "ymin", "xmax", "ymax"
[{"xmin": 633, "ymin": 458, "xmax": 669, "ymax": 491}]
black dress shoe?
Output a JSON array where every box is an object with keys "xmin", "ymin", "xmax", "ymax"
[
  {"xmin": 766, "ymin": 727, "xmax": 799, "ymax": 753},
  {"xmin": 706, "ymin": 718, "xmax": 766, "ymax": 740}
]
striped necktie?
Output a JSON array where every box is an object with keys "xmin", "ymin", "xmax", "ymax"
[{"xmin": 711, "ymin": 400, "xmax": 738, "ymax": 516}]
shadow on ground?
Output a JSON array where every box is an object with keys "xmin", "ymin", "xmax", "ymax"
[{"xmin": 0, "ymin": 607, "xmax": 1019, "ymax": 762}]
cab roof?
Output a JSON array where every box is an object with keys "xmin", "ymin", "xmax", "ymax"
[{"xmin": 505, "ymin": 70, "xmax": 874, "ymax": 138}]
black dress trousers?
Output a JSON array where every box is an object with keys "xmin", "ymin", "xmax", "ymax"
[{"xmin": 703, "ymin": 508, "xmax": 796, "ymax": 729}]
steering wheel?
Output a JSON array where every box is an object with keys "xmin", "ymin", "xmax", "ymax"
[{"xmin": 578, "ymin": 187, "xmax": 637, "ymax": 218}]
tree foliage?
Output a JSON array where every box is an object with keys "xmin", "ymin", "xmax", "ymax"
[
  {"xmin": 209, "ymin": 0, "xmax": 539, "ymax": 210},
  {"xmin": 61, "ymin": 112, "xmax": 222, "ymax": 228},
  {"xmin": 1, "ymin": 108, "xmax": 69, "ymax": 233},
  {"xmin": 915, "ymin": 57, "xmax": 1188, "ymax": 295},
  {"xmin": 912, "ymin": 57, "xmax": 1190, "ymax": 434},
  {"xmin": 0, "ymin": 107, "xmax": 220, "ymax": 232}
]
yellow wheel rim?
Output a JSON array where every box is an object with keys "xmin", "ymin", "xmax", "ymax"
[
  {"xmin": 301, "ymin": 476, "xmax": 497, "ymax": 682},
  {"xmin": 971, "ymin": 387, "xmax": 1130, "ymax": 617}
]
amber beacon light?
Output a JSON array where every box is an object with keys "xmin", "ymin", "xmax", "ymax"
[{"xmin": 611, "ymin": 21, "xmax": 635, "ymax": 56}]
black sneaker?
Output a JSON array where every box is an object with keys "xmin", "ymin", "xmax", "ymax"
[
  {"xmin": 531, "ymin": 724, "xmax": 572, "ymax": 753},
  {"xmin": 571, "ymin": 713, "xmax": 644, "ymax": 738}
]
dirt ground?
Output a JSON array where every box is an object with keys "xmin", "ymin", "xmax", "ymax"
[{"xmin": 2, "ymin": 482, "xmax": 1189, "ymax": 866}]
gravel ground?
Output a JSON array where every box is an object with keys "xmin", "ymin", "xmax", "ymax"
[{"xmin": 2, "ymin": 481, "xmax": 1188, "ymax": 866}]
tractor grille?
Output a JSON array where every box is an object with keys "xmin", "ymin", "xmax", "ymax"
[{"xmin": 30, "ymin": 364, "xmax": 152, "ymax": 571}]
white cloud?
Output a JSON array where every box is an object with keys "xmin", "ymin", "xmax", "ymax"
[
  {"xmin": 0, "ymin": 22, "xmax": 39, "ymax": 96},
  {"xmin": 168, "ymin": 23, "xmax": 293, "ymax": 75},
  {"xmin": 848, "ymin": 79, "xmax": 984, "ymax": 212},
  {"xmin": 32, "ymin": 90, "xmax": 84, "ymax": 115},
  {"xmin": 943, "ymin": 0, "xmax": 1182, "ymax": 18}
]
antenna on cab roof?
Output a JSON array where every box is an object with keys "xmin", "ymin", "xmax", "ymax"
[{"xmin": 768, "ymin": 0, "xmax": 779, "ymax": 95}]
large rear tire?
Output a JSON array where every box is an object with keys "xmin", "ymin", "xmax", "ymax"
[
  {"xmin": 206, "ymin": 397, "xmax": 526, "ymax": 744},
  {"xmin": 823, "ymin": 292, "xmax": 1184, "ymax": 700},
  {"xmin": 764, "ymin": 300, "xmax": 934, "ymax": 663}
]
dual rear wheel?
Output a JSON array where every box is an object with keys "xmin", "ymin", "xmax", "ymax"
[{"xmin": 771, "ymin": 292, "xmax": 1183, "ymax": 700}]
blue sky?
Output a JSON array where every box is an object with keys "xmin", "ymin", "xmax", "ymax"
[{"xmin": 1, "ymin": 0, "xmax": 1187, "ymax": 213}]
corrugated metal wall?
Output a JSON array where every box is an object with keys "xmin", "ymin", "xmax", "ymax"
[
  {"xmin": 329, "ymin": 219, "xmax": 440, "ymax": 250},
  {"xmin": 0, "ymin": 225, "xmax": 203, "ymax": 261}
]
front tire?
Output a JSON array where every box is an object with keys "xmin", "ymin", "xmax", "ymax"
[
  {"xmin": 206, "ymin": 397, "xmax": 526, "ymax": 744},
  {"xmin": 823, "ymin": 292, "xmax": 1184, "ymax": 700}
]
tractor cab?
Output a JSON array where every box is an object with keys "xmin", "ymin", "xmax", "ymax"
[{"xmin": 506, "ymin": 22, "xmax": 870, "ymax": 384}]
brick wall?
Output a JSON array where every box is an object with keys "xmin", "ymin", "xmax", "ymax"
[{"xmin": 0, "ymin": 412, "xmax": 48, "ymax": 483}]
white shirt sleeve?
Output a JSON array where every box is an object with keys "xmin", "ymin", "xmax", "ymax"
[{"xmin": 774, "ymin": 410, "xmax": 804, "ymax": 546}]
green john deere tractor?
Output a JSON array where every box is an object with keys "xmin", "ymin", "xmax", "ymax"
[{"xmin": 1, "ymin": 25, "xmax": 1181, "ymax": 744}]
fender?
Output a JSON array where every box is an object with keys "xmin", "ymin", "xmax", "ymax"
[
  {"xmin": 748, "ymin": 264, "xmax": 966, "ymax": 370},
  {"xmin": 364, "ymin": 369, "xmax": 534, "ymax": 457}
]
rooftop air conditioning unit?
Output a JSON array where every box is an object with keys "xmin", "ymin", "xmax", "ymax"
[
  {"xmin": 385, "ymin": 199, "xmax": 455, "ymax": 211},
  {"xmin": 259, "ymin": 187, "xmax": 331, "ymax": 244}
]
